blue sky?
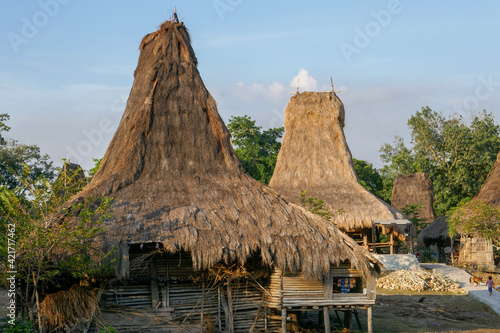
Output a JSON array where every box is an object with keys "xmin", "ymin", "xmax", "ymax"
[{"xmin": 1, "ymin": 0, "xmax": 500, "ymax": 171}]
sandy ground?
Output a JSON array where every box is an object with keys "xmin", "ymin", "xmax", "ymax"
[{"xmin": 356, "ymin": 292, "xmax": 500, "ymax": 333}]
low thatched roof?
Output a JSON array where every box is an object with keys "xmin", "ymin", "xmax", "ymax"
[
  {"xmin": 417, "ymin": 215, "xmax": 454, "ymax": 247},
  {"xmin": 473, "ymin": 151, "xmax": 500, "ymax": 205},
  {"xmin": 391, "ymin": 173, "xmax": 436, "ymax": 225},
  {"xmin": 269, "ymin": 92, "xmax": 410, "ymax": 238},
  {"xmin": 56, "ymin": 19, "xmax": 379, "ymax": 280}
]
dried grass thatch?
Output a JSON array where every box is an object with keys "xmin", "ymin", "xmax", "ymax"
[
  {"xmin": 269, "ymin": 92, "xmax": 409, "ymax": 238},
  {"xmin": 39, "ymin": 284, "xmax": 101, "ymax": 331},
  {"xmin": 391, "ymin": 173, "xmax": 436, "ymax": 225},
  {"xmin": 473, "ymin": 151, "xmax": 500, "ymax": 205},
  {"xmin": 55, "ymin": 19, "xmax": 379, "ymax": 281},
  {"xmin": 417, "ymin": 215, "xmax": 454, "ymax": 247}
]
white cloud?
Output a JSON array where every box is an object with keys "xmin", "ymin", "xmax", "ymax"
[
  {"xmin": 231, "ymin": 81, "xmax": 286, "ymax": 101},
  {"xmin": 290, "ymin": 69, "xmax": 318, "ymax": 92}
]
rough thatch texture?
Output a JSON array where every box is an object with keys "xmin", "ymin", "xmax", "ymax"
[
  {"xmin": 473, "ymin": 151, "xmax": 500, "ymax": 205},
  {"xmin": 417, "ymin": 215, "xmax": 452, "ymax": 247},
  {"xmin": 57, "ymin": 20, "xmax": 379, "ymax": 280},
  {"xmin": 40, "ymin": 285, "xmax": 100, "ymax": 330},
  {"xmin": 391, "ymin": 173, "xmax": 436, "ymax": 224},
  {"xmin": 269, "ymin": 92, "xmax": 407, "ymax": 236}
]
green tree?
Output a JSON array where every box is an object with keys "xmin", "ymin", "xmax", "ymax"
[
  {"xmin": 352, "ymin": 158, "xmax": 393, "ymax": 202},
  {"xmin": 227, "ymin": 115, "xmax": 284, "ymax": 184},
  {"xmin": 2, "ymin": 165, "xmax": 115, "ymax": 327},
  {"xmin": 0, "ymin": 114, "xmax": 55, "ymax": 194},
  {"xmin": 380, "ymin": 107, "xmax": 500, "ymax": 215},
  {"xmin": 448, "ymin": 200, "xmax": 500, "ymax": 248}
]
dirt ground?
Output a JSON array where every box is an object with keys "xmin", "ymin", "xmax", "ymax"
[{"xmin": 353, "ymin": 291, "xmax": 500, "ymax": 333}]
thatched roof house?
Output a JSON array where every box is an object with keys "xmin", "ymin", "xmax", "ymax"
[
  {"xmin": 48, "ymin": 19, "xmax": 384, "ymax": 332},
  {"xmin": 473, "ymin": 151, "xmax": 500, "ymax": 206},
  {"xmin": 58, "ymin": 20, "xmax": 378, "ymax": 281},
  {"xmin": 269, "ymin": 92, "xmax": 412, "ymax": 244},
  {"xmin": 417, "ymin": 215, "xmax": 452, "ymax": 247},
  {"xmin": 448, "ymin": 151, "xmax": 500, "ymax": 267},
  {"xmin": 391, "ymin": 173, "xmax": 435, "ymax": 226}
]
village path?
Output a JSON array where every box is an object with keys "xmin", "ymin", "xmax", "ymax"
[{"xmin": 421, "ymin": 263, "xmax": 500, "ymax": 315}]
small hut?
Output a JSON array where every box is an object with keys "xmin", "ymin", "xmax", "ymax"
[
  {"xmin": 417, "ymin": 215, "xmax": 459, "ymax": 263},
  {"xmin": 269, "ymin": 91, "xmax": 414, "ymax": 255},
  {"xmin": 451, "ymin": 151, "xmax": 500, "ymax": 267},
  {"xmin": 391, "ymin": 173, "xmax": 436, "ymax": 231},
  {"xmin": 47, "ymin": 19, "xmax": 381, "ymax": 332}
]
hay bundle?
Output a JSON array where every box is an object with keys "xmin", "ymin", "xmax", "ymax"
[
  {"xmin": 40, "ymin": 284, "xmax": 100, "ymax": 330},
  {"xmin": 269, "ymin": 92, "xmax": 409, "ymax": 238},
  {"xmin": 54, "ymin": 19, "xmax": 380, "ymax": 281},
  {"xmin": 391, "ymin": 173, "xmax": 436, "ymax": 227}
]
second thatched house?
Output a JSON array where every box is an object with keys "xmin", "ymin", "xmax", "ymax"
[
  {"xmin": 269, "ymin": 91, "xmax": 414, "ymax": 255},
  {"xmin": 44, "ymin": 19, "xmax": 382, "ymax": 333},
  {"xmin": 391, "ymin": 172, "xmax": 436, "ymax": 231}
]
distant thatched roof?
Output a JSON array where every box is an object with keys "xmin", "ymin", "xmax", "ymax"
[
  {"xmin": 56, "ymin": 20, "xmax": 379, "ymax": 280},
  {"xmin": 473, "ymin": 151, "xmax": 500, "ymax": 206},
  {"xmin": 269, "ymin": 92, "xmax": 409, "ymax": 238},
  {"xmin": 391, "ymin": 173, "xmax": 435, "ymax": 224},
  {"xmin": 417, "ymin": 215, "xmax": 454, "ymax": 247}
]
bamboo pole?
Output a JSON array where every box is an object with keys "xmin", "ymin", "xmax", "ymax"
[
  {"xmin": 201, "ymin": 278, "xmax": 205, "ymax": 333},
  {"xmin": 367, "ymin": 306, "xmax": 373, "ymax": 333},
  {"xmin": 323, "ymin": 307, "xmax": 330, "ymax": 333},
  {"xmin": 281, "ymin": 307, "xmax": 287, "ymax": 333}
]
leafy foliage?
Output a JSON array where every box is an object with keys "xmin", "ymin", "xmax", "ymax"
[
  {"xmin": 227, "ymin": 115, "xmax": 283, "ymax": 184},
  {"xmin": 2, "ymin": 165, "xmax": 115, "ymax": 325},
  {"xmin": 352, "ymin": 158, "xmax": 392, "ymax": 202},
  {"xmin": 380, "ymin": 107, "xmax": 500, "ymax": 215},
  {"xmin": 298, "ymin": 190, "xmax": 343, "ymax": 222},
  {"xmin": 0, "ymin": 114, "xmax": 55, "ymax": 195},
  {"xmin": 0, "ymin": 113, "xmax": 11, "ymax": 145},
  {"xmin": 400, "ymin": 203, "xmax": 427, "ymax": 232},
  {"xmin": 448, "ymin": 200, "xmax": 500, "ymax": 247},
  {"xmin": 89, "ymin": 158, "xmax": 102, "ymax": 178}
]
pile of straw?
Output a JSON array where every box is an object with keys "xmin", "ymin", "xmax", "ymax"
[{"xmin": 40, "ymin": 284, "xmax": 101, "ymax": 330}]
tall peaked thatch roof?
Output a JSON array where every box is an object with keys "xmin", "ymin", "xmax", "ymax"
[
  {"xmin": 473, "ymin": 151, "xmax": 500, "ymax": 205},
  {"xmin": 58, "ymin": 20, "xmax": 379, "ymax": 279},
  {"xmin": 269, "ymin": 92, "xmax": 407, "ymax": 235},
  {"xmin": 391, "ymin": 173, "xmax": 435, "ymax": 224}
]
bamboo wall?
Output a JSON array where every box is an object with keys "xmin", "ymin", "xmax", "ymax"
[
  {"xmin": 95, "ymin": 249, "xmax": 376, "ymax": 332},
  {"xmin": 458, "ymin": 237, "xmax": 494, "ymax": 266}
]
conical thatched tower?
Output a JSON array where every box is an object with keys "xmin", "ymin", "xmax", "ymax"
[
  {"xmin": 59, "ymin": 21, "xmax": 376, "ymax": 280},
  {"xmin": 391, "ymin": 173, "xmax": 435, "ymax": 227},
  {"xmin": 269, "ymin": 92, "xmax": 410, "ymax": 242},
  {"xmin": 473, "ymin": 151, "xmax": 500, "ymax": 205}
]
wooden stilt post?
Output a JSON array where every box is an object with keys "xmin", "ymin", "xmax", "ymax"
[
  {"xmin": 367, "ymin": 306, "xmax": 373, "ymax": 333},
  {"xmin": 323, "ymin": 307, "xmax": 331, "ymax": 332},
  {"xmin": 363, "ymin": 231, "xmax": 369, "ymax": 249},
  {"xmin": 281, "ymin": 307, "xmax": 287, "ymax": 333},
  {"xmin": 390, "ymin": 233, "xmax": 394, "ymax": 254},
  {"xmin": 149, "ymin": 261, "xmax": 160, "ymax": 309},
  {"xmin": 201, "ymin": 278, "xmax": 205, "ymax": 333},
  {"xmin": 372, "ymin": 225, "xmax": 377, "ymax": 253}
]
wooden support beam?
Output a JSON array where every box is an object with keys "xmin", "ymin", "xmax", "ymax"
[
  {"xmin": 367, "ymin": 306, "xmax": 373, "ymax": 333},
  {"xmin": 390, "ymin": 233, "xmax": 394, "ymax": 255},
  {"xmin": 281, "ymin": 307, "xmax": 287, "ymax": 333},
  {"xmin": 363, "ymin": 231, "xmax": 369, "ymax": 249},
  {"xmin": 372, "ymin": 225, "xmax": 376, "ymax": 253},
  {"xmin": 323, "ymin": 307, "xmax": 331, "ymax": 333},
  {"xmin": 149, "ymin": 261, "xmax": 160, "ymax": 309}
]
